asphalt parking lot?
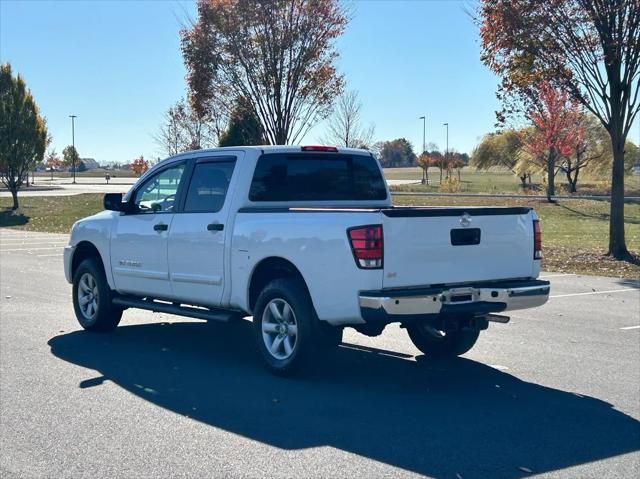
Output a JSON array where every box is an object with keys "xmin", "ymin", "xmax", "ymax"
[{"xmin": 1, "ymin": 229, "xmax": 639, "ymax": 479}]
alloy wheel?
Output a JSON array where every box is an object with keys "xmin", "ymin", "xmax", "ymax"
[
  {"xmin": 261, "ymin": 298, "xmax": 298, "ymax": 360},
  {"xmin": 78, "ymin": 272, "xmax": 99, "ymax": 321}
]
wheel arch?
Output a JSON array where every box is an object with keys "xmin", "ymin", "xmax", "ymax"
[
  {"xmin": 71, "ymin": 241, "xmax": 110, "ymax": 285},
  {"xmin": 247, "ymin": 257, "xmax": 311, "ymax": 314}
]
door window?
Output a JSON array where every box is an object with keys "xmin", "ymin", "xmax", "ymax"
[
  {"xmin": 133, "ymin": 163, "xmax": 185, "ymax": 213},
  {"xmin": 184, "ymin": 161, "xmax": 236, "ymax": 213}
]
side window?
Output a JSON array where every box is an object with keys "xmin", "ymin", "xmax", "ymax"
[
  {"xmin": 184, "ymin": 161, "xmax": 236, "ymax": 213},
  {"xmin": 133, "ymin": 163, "xmax": 185, "ymax": 214}
]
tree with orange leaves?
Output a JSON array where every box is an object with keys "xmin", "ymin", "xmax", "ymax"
[
  {"xmin": 449, "ymin": 158, "xmax": 464, "ymax": 182},
  {"xmin": 181, "ymin": 0, "xmax": 348, "ymax": 145},
  {"xmin": 416, "ymin": 153, "xmax": 430, "ymax": 185},
  {"xmin": 44, "ymin": 149, "xmax": 62, "ymax": 181},
  {"xmin": 130, "ymin": 156, "xmax": 149, "ymax": 177}
]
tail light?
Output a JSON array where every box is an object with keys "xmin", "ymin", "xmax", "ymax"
[
  {"xmin": 348, "ymin": 225, "xmax": 383, "ymax": 269},
  {"xmin": 533, "ymin": 219, "xmax": 542, "ymax": 260}
]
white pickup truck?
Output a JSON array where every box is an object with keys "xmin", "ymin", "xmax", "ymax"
[{"xmin": 64, "ymin": 145, "xmax": 549, "ymax": 374}]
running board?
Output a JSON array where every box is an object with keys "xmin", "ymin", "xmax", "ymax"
[
  {"xmin": 112, "ymin": 296, "xmax": 232, "ymax": 322},
  {"xmin": 485, "ymin": 313, "xmax": 510, "ymax": 323}
]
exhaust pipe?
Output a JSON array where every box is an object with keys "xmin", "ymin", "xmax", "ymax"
[{"xmin": 486, "ymin": 314, "xmax": 510, "ymax": 324}]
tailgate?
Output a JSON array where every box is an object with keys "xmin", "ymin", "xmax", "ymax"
[{"xmin": 381, "ymin": 207, "xmax": 535, "ymax": 288}]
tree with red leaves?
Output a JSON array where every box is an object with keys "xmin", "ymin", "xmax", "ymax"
[
  {"xmin": 523, "ymin": 83, "xmax": 582, "ymax": 201},
  {"xmin": 130, "ymin": 156, "xmax": 149, "ymax": 177},
  {"xmin": 478, "ymin": 0, "xmax": 640, "ymax": 258}
]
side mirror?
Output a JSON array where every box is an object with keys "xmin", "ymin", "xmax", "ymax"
[{"xmin": 103, "ymin": 193, "xmax": 125, "ymax": 212}]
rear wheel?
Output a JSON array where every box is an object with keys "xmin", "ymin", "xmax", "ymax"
[
  {"xmin": 253, "ymin": 278, "xmax": 315, "ymax": 375},
  {"xmin": 72, "ymin": 258, "xmax": 122, "ymax": 331},
  {"xmin": 406, "ymin": 321, "xmax": 479, "ymax": 358}
]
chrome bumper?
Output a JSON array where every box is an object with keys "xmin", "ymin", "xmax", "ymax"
[{"xmin": 359, "ymin": 279, "xmax": 550, "ymax": 323}]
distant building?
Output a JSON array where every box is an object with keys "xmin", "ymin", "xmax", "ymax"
[{"xmin": 76, "ymin": 158, "xmax": 100, "ymax": 171}]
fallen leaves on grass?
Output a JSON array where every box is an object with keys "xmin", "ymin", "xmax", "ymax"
[{"xmin": 543, "ymin": 246, "xmax": 640, "ymax": 279}]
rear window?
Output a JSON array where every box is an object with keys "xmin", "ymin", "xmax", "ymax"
[{"xmin": 249, "ymin": 153, "xmax": 387, "ymax": 201}]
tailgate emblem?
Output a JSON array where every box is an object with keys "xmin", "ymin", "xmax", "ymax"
[{"xmin": 459, "ymin": 213, "xmax": 472, "ymax": 227}]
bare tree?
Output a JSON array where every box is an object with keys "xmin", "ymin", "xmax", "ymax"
[
  {"xmin": 155, "ymin": 104, "xmax": 182, "ymax": 157},
  {"xmin": 321, "ymin": 90, "xmax": 375, "ymax": 148},
  {"xmin": 154, "ymin": 98, "xmax": 221, "ymax": 157}
]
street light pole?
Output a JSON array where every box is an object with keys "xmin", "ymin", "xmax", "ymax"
[
  {"xmin": 69, "ymin": 115, "xmax": 77, "ymax": 184},
  {"xmin": 419, "ymin": 116, "xmax": 428, "ymax": 184}
]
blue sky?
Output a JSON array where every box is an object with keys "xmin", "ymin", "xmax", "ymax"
[{"xmin": 0, "ymin": 0, "xmax": 502, "ymax": 165}]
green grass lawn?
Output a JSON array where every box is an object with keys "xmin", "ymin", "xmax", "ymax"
[
  {"xmin": 0, "ymin": 194, "xmax": 104, "ymax": 233},
  {"xmin": 393, "ymin": 195, "xmax": 640, "ymax": 278},
  {"xmin": 385, "ymin": 166, "xmax": 528, "ymax": 183},
  {"xmin": 1, "ymin": 193, "xmax": 638, "ymax": 278},
  {"xmin": 33, "ymin": 169, "xmax": 138, "ymax": 178},
  {"xmin": 385, "ymin": 167, "xmax": 640, "ymax": 196}
]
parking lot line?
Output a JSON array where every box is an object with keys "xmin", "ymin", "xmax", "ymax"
[
  {"xmin": 0, "ymin": 242, "xmax": 68, "ymax": 246},
  {"xmin": 550, "ymin": 288, "xmax": 639, "ymax": 298},
  {"xmin": 0, "ymin": 234, "xmax": 66, "ymax": 238},
  {"xmin": 36, "ymin": 253, "xmax": 64, "ymax": 257},
  {"xmin": 0, "ymin": 242, "xmax": 66, "ymax": 246},
  {"xmin": 0, "ymin": 231, "xmax": 50, "ymax": 234},
  {"xmin": 0, "ymin": 236, "xmax": 67, "ymax": 241},
  {"xmin": 540, "ymin": 273, "xmax": 576, "ymax": 278},
  {"xmin": 0, "ymin": 246, "xmax": 64, "ymax": 252},
  {"xmin": 620, "ymin": 325, "xmax": 640, "ymax": 330}
]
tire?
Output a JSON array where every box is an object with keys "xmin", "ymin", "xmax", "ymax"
[
  {"xmin": 72, "ymin": 258, "xmax": 122, "ymax": 331},
  {"xmin": 253, "ymin": 277, "xmax": 315, "ymax": 375},
  {"xmin": 406, "ymin": 321, "xmax": 480, "ymax": 358}
]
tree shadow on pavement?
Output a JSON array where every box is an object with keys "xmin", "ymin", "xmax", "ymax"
[
  {"xmin": 558, "ymin": 202, "xmax": 640, "ymax": 225},
  {"xmin": 617, "ymin": 278, "xmax": 640, "ymax": 288},
  {"xmin": 48, "ymin": 320, "xmax": 640, "ymax": 478},
  {"xmin": 0, "ymin": 209, "xmax": 29, "ymax": 228}
]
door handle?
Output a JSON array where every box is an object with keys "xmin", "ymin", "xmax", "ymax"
[
  {"xmin": 207, "ymin": 223, "xmax": 224, "ymax": 231},
  {"xmin": 154, "ymin": 223, "xmax": 168, "ymax": 232}
]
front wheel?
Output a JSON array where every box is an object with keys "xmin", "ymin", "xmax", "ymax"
[
  {"xmin": 406, "ymin": 321, "xmax": 480, "ymax": 358},
  {"xmin": 72, "ymin": 258, "xmax": 122, "ymax": 331}
]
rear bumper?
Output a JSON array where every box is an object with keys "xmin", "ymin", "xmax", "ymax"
[{"xmin": 359, "ymin": 279, "xmax": 550, "ymax": 324}]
